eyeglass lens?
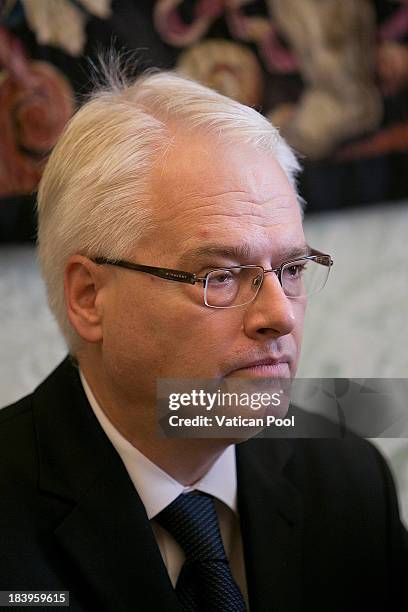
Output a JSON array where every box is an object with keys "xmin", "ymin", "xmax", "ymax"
[{"xmin": 204, "ymin": 260, "xmax": 330, "ymax": 307}]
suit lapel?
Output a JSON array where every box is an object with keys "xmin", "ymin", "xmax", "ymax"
[
  {"xmin": 54, "ymin": 457, "xmax": 181, "ymax": 612},
  {"xmin": 236, "ymin": 438, "xmax": 303, "ymax": 612},
  {"xmin": 33, "ymin": 358, "xmax": 181, "ymax": 612}
]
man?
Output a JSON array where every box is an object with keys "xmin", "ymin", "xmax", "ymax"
[{"xmin": 0, "ymin": 70, "xmax": 406, "ymax": 612}]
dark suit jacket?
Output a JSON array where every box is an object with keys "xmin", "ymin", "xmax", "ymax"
[{"xmin": 0, "ymin": 358, "xmax": 407, "ymax": 611}]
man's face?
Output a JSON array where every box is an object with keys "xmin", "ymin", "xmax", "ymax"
[{"xmin": 98, "ymin": 136, "xmax": 307, "ymax": 408}]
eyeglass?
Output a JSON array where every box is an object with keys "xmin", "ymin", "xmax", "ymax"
[{"xmin": 91, "ymin": 248, "xmax": 333, "ymax": 309}]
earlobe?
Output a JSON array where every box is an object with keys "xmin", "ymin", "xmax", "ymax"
[{"xmin": 64, "ymin": 255, "xmax": 104, "ymax": 343}]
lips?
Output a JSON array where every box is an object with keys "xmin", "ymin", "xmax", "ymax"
[{"xmin": 226, "ymin": 357, "xmax": 291, "ymax": 378}]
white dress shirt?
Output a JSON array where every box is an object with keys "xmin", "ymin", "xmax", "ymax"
[{"xmin": 80, "ymin": 372, "xmax": 249, "ymax": 606}]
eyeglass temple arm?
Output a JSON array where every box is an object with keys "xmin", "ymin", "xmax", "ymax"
[
  {"xmin": 309, "ymin": 248, "xmax": 333, "ymax": 267},
  {"xmin": 92, "ymin": 257, "xmax": 198, "ymax": 285}
]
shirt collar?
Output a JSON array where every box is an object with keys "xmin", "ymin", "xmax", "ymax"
[{"xmin": 80, "ymin": 371, "xmax": 237, "ymax": 519}]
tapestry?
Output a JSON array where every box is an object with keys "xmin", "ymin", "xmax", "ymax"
[{"xmin": 0, "ymin": 0, "xmax": 407, "ymax": 240}]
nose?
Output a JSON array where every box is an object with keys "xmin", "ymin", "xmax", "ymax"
[{"xmin": 243, "ymin": 271, "xmax": 296, "ymax": 340}]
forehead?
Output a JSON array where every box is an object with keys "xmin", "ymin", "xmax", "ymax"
[{"xmin": 146, "ymin": 135, "xmax": 304, "ymax": 261}]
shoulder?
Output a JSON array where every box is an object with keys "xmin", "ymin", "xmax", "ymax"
[
  {"xmin": 0, "ymin": 357, "xmax": 76, "ymax": 484},
  {"xmin": 291, "ymin": 435, "xmax": 388, "ymax": 475},
  {"xmin": 288, "ymin": 435, "xmax": 397, "ymax": 502},
  {"xmin": 0, "ymin": 392, "xmax": 33, "ymax": 425},
  {"xmin": 0, "ymin": 394, "xmax": 36, "ymax": 481},
  {"xmin": 240, "ymin": 433, "xmax": 400, "ymax": 519}
]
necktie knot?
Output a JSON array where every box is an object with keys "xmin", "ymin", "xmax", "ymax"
[{"xmin": 156, "ymin": 492, "xmax": 227, "ymax": 562}]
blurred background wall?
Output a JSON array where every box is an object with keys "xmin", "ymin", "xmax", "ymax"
[{"xmin": 0, "ymin": 0, "xmax": 407, "ymax": 522}]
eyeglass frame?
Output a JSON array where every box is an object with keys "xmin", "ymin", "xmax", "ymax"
[{"xmin": 91, "ymin": 248, "xmax": 333, "ymax": 308}]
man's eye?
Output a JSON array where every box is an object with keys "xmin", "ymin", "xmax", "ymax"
[
  {"xmin": 207, "ymin": 270, "xmax": 237, "ymax": 285},
  {"xmin": 286, "ymin": 263, "xmax": 307, "ymax": 278}
]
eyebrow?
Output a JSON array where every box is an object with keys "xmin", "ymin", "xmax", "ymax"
[{"xmin": 179, "ymin": 241, "xmax": 311, "ymax": 266}]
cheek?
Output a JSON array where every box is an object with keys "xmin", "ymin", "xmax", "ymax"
[
  {"xmin": 292, "ymin": 298, "xmax": 307, "ymax": 349},
  {"xmin": 155, "ymin": 305, "xmax": 235, "ymax": 362},
  {"xmin": 294, "ymin": 298, "xmax": 307, "ymax": 327},
  {"xmin": 101, "ymin": 275, "xmax": 243, "ymax": 380},
  {"xmin": 99, "ymin": 283, "xmax": 151, "ymax": 362},
  {"xmin": 149, "ymin": 304, "xmax": 239, "ymax": 379}
]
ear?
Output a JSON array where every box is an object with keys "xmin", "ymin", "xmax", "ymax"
[{"xmin": 64, "ymin": 255, "xmax": 106, "ymax": 344}]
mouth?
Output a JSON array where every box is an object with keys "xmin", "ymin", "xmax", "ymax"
[{"xmin": 226, "ymin": 358, "xmax": 291, "ymax": 379}]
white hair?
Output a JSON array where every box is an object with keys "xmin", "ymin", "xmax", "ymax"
[{"xmin": 37, "ymin": 69, "xmax": 302, "ymax": 350}]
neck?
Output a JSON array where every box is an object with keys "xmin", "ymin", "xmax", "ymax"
[{"xmin": 79, "ymin": 357, "xmax": 231, "ymax": 486}]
